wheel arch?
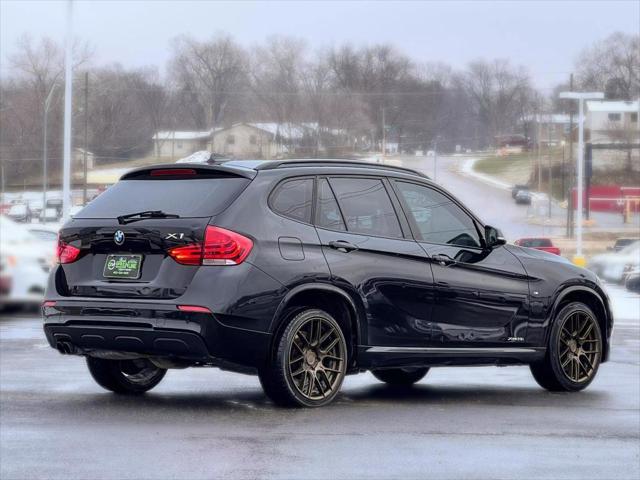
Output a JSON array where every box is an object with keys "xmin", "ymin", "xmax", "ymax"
[
  {"xmin": 548, "ymin": 286, "xmax": 611, "ymax": 361},
  {"xmin": 268, "ymin": 283, "xmax": 364, "ymax": 368}
]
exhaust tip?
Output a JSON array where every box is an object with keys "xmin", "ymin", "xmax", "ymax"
[{"xmin": 56, "ymin": 341, "xmax": 75, "ymax": 354}]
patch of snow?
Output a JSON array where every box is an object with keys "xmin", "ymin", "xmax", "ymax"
[{"xmin": 175, "ymin": 151, "xmax": 212, "ymax": 164}]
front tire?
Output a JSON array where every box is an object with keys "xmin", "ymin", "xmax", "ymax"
[
  {"xmin": 86, "ymin": 357, "xmax": 167, "ymax": 394},
  {"xmin": 372, "ymin": 367, "xmax": 429, "ymax": 386},
  {"xmin": 530, "ymin": 302, "xmax": 602, "ymax": 392},
  {"xmin": 259, "ymin": 309, "xmax": 347, "ymax": 407}
]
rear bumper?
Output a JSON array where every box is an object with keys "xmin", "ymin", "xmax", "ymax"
[{"xmin": 42, "ymin": 300, "xmax": 271, "ymax": 372}]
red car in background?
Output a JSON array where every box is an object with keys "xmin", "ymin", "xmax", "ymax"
[{"xmin": 514, "ymin": 237, "xmax": 561, "ymax": 255}]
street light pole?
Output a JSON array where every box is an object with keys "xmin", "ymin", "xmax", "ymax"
[
  {"xmin": 433, "ymin": 136, "xmax": 440, "ymax": 182},
  {"xmin": 559, "ymin": 91, "xmax": 604, "ymax": 267},
  {"xmin": 62, "ymin": 0, "xmax": 74, "ymax": 221},
  {"xmin": 43, "ymin": 83, "xmax": 58, "ymax": 213},
  {"xmin": 381, "ymin": 106, "xmax": 386, "ymax": 158}
]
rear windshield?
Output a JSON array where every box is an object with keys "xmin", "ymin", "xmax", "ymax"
[{"xmin": 76, "ymin": 178, "xmax": 250, "ymax": 218}]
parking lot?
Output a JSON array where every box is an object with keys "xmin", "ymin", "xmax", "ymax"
[{"xmin": 1, "ymin": 281, "xmax": 638, "ymax": 480}]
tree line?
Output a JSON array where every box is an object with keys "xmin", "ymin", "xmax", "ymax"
[{"xmin": 0, "ymin": 31, "xmax": 637, "ymax": 185}]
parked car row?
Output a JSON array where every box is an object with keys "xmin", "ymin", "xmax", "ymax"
[
  {"xmin": 0, "ymin": 215, "xmax": 58, "ymax": 310},
  {"xmin": 4, "ymin": 199, "xmax": 85, "ymax": 224},
  {"xmin": 587, "ymin": 239, "xmax": 639, "ymax": 291}
]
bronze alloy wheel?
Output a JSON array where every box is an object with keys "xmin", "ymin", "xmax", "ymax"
[
  {"xmin": 287, "ymin": 314, "xmax": 346, "ymax": 401},
  {"xmin": 557, "ymin": 310, "xmax": 601, "ymax": 383}
]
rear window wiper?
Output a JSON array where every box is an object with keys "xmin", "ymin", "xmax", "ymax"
[{"xmin": 117, "ymin": 210, "xmax": 180, "ymax": 224}]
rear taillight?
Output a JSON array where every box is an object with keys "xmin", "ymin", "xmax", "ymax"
[
  {"xmin": 167, "ymin": 243, "xmax": 202, "ymax": 266},
  {"xmin": 202, "ymin": 226, "xmax": 253, "ymax": 265},
  {"xmin": 167, "ymin": 226, "xmax": 253, "ymax": 266},
  {"xmin": 56, "ymin": 238, "xmax": 81, "ymax": 264}
]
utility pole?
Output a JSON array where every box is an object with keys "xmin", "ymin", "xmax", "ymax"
[
  {"xmin": 568, "ymin": 74, "xmax": 574, "ymax": 164},
  {"xmin": 381, "ymin": 106, "xmax": 386, "ymax": 158},
  {"xmin": 83, "ymin": 71, "xmax": 89, "ymax": 205},
  {"xmin": 61, "ymin": 0, "xmax": 74, "ymax": 221},
  {"xmin": 433, "ymin": 136, "xmax": 440, "ymax": 182},
  {"xmin": 537, "ymin": 114, "xmax": 542, "ymax": 192},
  {"xmin": 43, "ymin": 83, "xmax": 57, "ymax": 213},
  {"xmin": 559, "ymin": 90, "xmax": 604, "ymax": 266},
  {"xmin": 547, "ymin": 113, "xmax": 552, "ymax": 218}
]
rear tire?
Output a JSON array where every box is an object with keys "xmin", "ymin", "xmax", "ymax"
[
  {"xmin": 372, "ymin": 368, "xmax": 429, "ymax": 386},
  {"xmin": 86, "ymin": 357, "xmax": 166, "ymax": 394},
  {"xmin": 530, "ymin": 302, "xmax": 602, "ymax": 392},
  {"xmin": 259, "ymin": 309, "xmax": 347, "ymax": 407}
]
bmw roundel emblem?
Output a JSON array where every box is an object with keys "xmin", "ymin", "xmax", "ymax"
[{"xmin": 114, "ymin": 230, "xmax": 125, "ymax": 246}]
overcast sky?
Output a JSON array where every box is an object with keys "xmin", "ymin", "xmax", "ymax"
[{"xmin": 1, "ymin": 0, "xmax": 638, "ymax": 89}]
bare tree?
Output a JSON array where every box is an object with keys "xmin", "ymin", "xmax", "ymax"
[
  {"xmin": 169, "ymin": 35, "xmax": 248, "ymax": 130},
  {"xmin": 459, "ymin": 59, "xmax": 533, "ymax": 148},
  {"xmin": 577, "ymin": 32, "xmax": 640, "ymax": 100},
  {"xmin": 130, "ymin": 67, "xmax": 173, "ymax": 158},
  {"xmin": 250, "ymin": 36, "xmax": 305, "ymax": 129},
  {"xmin": 1, "ymin": 35, "xmax": 92, "ymax": 182}
]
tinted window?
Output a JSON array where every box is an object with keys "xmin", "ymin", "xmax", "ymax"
[
  {"xmin": 316, "ymin": 179, "xmax": 346, "ymax": 231},
  {"xmin": 77, "ymin": 177, "xmax": 250, "ymax": 218},
  {"xmin": 329, "ymin": 178, "xmax": 402, "ymax": 238},
  {"xmin": 397, "ymin": 182, "xmax": 481, "ymax": 247},
  {"xmin": 271, "ymin": 178, "xmax": 314, "ymax": 222}
]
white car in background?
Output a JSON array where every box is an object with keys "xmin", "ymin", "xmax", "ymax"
[
  {"xmin": 0, "ymin": 216, "xmax": 54, "ymax": 309},
  {"xmin": 40, "ymin": 207, "xmax": 60, "ymax": 223},
  {"xmin": 26, "ymin": 223, "xmax": 60, "ymax": 248},
  {"xmin": 588, "ymin": 241, "xmax": 640, "ymax": 283}
]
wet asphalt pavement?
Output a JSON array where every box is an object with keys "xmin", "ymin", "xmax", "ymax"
[
  {"xmin": 1, "ymin": 157, "xmax": 639, "ymax": 479},
  {"xmin": 1, "ymin": 285, "xmax": 638, "ymax": 480}
]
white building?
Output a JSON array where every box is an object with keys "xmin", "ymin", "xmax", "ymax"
[
  {"xmin": 585, "ymin": 100, "xmax": 639, "ymax": 144},
  {"xmin": 152, "ymin": 130, "xmax": 217, "ymax": 158},
  {"xmin": 152, "ymin": 123, "xmax": 332, "ymax": 160}
]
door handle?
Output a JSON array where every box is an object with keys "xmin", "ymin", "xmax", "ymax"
[
  {"xmin": 432, "ymin": 253, "xmax": 456, "ymax": 266},
  {"xmin": 329, "ymin": 240, "xmax": 359, "ymax": 253}
]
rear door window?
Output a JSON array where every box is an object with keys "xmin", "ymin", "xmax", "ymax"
[
  {"xmin": 329, "ymin": 177, "xmax": 402, "ymax": 238},
  {"xmin": 316, "ymin": 179, "xmax": 346, "ymax": 231},
  {"xmin": 76, "ymin": 177, "xmax": 250, "ymax": 218},
  {"xmin": 270, "ymin": 178, "xmax": 314, "ymax": 223}
]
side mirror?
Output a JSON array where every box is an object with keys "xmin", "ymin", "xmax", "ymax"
[{"xmin": 484, "ymin": 225, "xmax": 506, "ymax": 249}]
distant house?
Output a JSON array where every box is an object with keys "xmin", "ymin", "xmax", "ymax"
[
  {"xmin": 152, "ymin": 129, "xmax": 216, "ymax": 158},
  {"xmin": 585, "ymin": 100, "xmax": 639, "ymax": 144},
  {"xmin": 153, "ymin": 123, "xmax": 321, "ymax": 160},
  {"xmin": 211, "ymin": 123, "xmax": 307, "ymax": 159}
]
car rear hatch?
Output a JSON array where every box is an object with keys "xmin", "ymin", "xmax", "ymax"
[{"xmin": 55, "ymin": 165, "xmax": 254, "ymax": 299}]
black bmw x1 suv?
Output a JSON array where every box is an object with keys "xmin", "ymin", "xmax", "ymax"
[{"xmin": 43, "ymin": 160, "xmax": 612, "ymax": 407}]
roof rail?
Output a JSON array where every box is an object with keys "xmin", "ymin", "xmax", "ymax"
[{"xmin": 255, "ymin": 159, "xmax": 430, "ymax": 179}]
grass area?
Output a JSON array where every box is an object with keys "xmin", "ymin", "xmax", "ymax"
[{"xmin": 473, "ymin": 153, "xmax": 534, "ymax": 185}]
